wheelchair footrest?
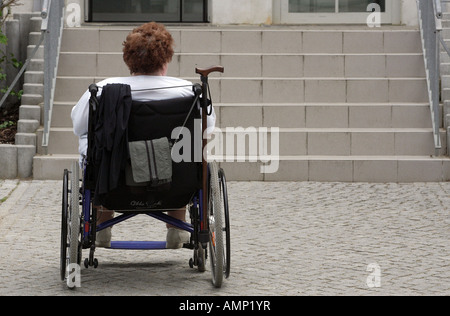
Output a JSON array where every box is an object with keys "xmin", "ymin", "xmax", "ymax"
[{"xmin": 110, "ymin": 241, "xmax": 167, "ymax": 250}]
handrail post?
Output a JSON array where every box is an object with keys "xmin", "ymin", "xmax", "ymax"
[
  {"xmin": 435, "ymin": 0, "xmax": 443, "ymax": 18},
  {"xmin": 41, "ymin": 0, "xmax": 50, "ymax": 31}
]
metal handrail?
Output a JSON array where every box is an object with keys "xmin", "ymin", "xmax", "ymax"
[
  {"xmin": 417, "ymin": 0, "xmax": 443, "ymax": 156},
  {"xmin": 0, "ymin": 2, "xmax": 48, "ymax": 110},
  {"xmin": 440, "ymin": 1, "xmax": 450, "ymax": 55},
  {"xmin": 0, "ymin": 0, "xmax": 65, "ymax": 155},
  {"xmin": 42, "ymin": 0, "xmax": 65, "ymax": 152}
]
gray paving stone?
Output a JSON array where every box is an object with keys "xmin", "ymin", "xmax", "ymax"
[{"xmin": 0, "ymin": 180, "xmax": 448, "ymax": 296}]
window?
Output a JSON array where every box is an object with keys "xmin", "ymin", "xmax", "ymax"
[
  {"xmin": 338, "ymin": 0, "xmax": 385, "ymax": 12},
  {"xmin": 289, "ymin": 0, "xmax": 335, "ymax": 13},
  {"xmin": 87, "ymin": 0, "xmax": 208, "ymax": 23},
  {"xmin": 288, "ymin": 0, "xmax": 385, "ymax": 13},
  {"xmin": 278, "ymin": 0, "xmax": 395, "ymax": 24}
]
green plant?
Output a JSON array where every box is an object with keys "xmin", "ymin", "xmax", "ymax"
[
  {"xmin": 0, "ymin": 0, "xmax": 24, "ymax": 106},
  {"xmin": 0, "ymin": 120, "xmax": 15, "ymax": 129},
  {"xmin": 0, "ymin": 48, "xmax": 23, "ymax": 100},
  {"xmin": 0, "ymin": 1, "xmax": 21, "ymax": 24}
]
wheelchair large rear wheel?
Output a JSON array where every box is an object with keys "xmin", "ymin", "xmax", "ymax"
[
  {"xmin": 60, "ymin": 169, "xmax": 69, "ymax": 281},
  {"xmin": 208, "ymin": 162, "xmax": 230, "ymax": 288},
  {"xmin": 218, "ymin": 167, "xmax": 231, "ymax": 279},
  {"xmin": 60, "ymin": 162, "xmax": 82, "ymax": 288}
]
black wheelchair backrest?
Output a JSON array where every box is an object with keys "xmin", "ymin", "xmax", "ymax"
[{"xmin": 89, "ymin": 93, "xmax": 203, "ymax": 211}]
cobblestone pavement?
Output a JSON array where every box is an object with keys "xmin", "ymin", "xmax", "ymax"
[{"xmin": 0, "ymin": 179, "xmax": 448, "ymax": 296}]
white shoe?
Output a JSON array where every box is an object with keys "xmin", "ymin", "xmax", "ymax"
[
  {"xmin": 166, "ymin": 228, "xmax": 190, "ymax": 249},
  {"xmin": 96, "ymin": 227, "xmax": 112, "ymax": 248}
]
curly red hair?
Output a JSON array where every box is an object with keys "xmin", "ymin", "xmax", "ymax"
[{"xmin": 122, "ymin": 22, "xmax": 174, "ymax": 75}]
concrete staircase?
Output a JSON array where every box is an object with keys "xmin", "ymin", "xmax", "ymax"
[
  {"xmin": 12, "ymin": 15, "xmax": 45, "ymax": 178},
  {"xmin": 440, "ymin": 4, "xmax": 450, "ymax": 157},
  {"xmin": 33, "ymin": 25, "xmax": 450, "ymax": 182},
  {"xmin": 16, "ymin": 16, "xmax": 44, "ymax": 145}
]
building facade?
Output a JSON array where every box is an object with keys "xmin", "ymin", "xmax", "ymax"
[{"xmin": 16, "ymin": 0, "xmax": 419, "ymax": 26}]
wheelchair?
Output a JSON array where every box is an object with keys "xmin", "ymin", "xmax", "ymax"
[{"xmin": 60, "ymin": 66, "xmax": 230, "ymax": 289}]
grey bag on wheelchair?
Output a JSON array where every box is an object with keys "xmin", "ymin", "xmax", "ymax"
[{"xmin": 127, "ymin": 137, "xmax": 172, "ymax": 187}]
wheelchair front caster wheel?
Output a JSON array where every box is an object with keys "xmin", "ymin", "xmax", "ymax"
[
  {"xmin": 197, "ymin": 246, "xmax": 206, "ymax": 272},
  {"xmin": 84, "ymin": 258, "xmax": 98, "ymax": 269},
  {"xmin": 190, "ymin": 246, "xmax": 206, "ymax": 272}
]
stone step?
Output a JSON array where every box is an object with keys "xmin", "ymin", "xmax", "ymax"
[
  {"xmin": 441, "ymin": 63, "xmax": 450, "ymax": 77},
  {"xmin": 29, "ymin": 16, "xmax": 42, "ymax": 33},
  {"xmin": 36, "ymin": 127, "xmax": 78, "ymax": 155},
  {"xmin": 24, "ymin": 71, "xmax": 44, "ymax": 84},
  {"xmin": 60, "ymin": 27, "xmax": 423, "ymax": 54},
  {"xmin": 57, "ymin": 52, "xmax": 426, "ymax": 79},
  {"xmin": 217, "ymin": 103, "xmax": 432, "ymax": 129},
  {"xmin": 53, "ymin": 76, "xmax": 429, "ymax": 104},
  {"xmin": 17, "ymin": 119, "xmax": 40, "ymax": 134},
  {"xmin": 19, "ymin": 105, "xmax": 41, "ymax": 122},
  {"xmin": 52, "ymin": 102, "xmax": 433, "ymax": 130},
  {"xmin": 32, "ymin": 154, "xmax": 450, "ymax": 182},
  {"xmin": 220, "ymin": 156, "xmax": 450, "ymax": 182},
  {"xmin": 27, "ymin": 59, "xmax": 44, "ymax": 72},
  {"xmin": 54, "ymin": 76, "xmax": 94, "ymax": 103},
  {"xmin": 438, "ymin": 75, "xmax": 450, "ymax": 88},
  {"xmin": 29, "ymin": 31, "xmax": 44, "ymax": 46},
  {"xmin": 27, "ymin": 45, "xmax": 44, "ymax": 60},
  {"xmin": 440, "ymin": 51, "xmax": 450, "ymax": 63},
  {"xmin": 15, "ymin": 133, "xmax": 37, "ymax": 147},
  {"xmin": 23, "ymin": 83, "xmax": 44, "ymax": 96},
  {"xmin": 41, "ymin": 125, "xmax": 438, "ymax": 157},
  {"xmin": 20, "ymin": 94, "xmax": 43, "ymax": 106},
  {"xmin": 33, "ymin": 154, "xmax": 79, "ymax": 180},
  {"xmin": 51, "ymin": 102, "xmax": 74, "ymax": 128},
  {"xmin": 216, "ymin": 128, "xmax": 439, "ymax": 157}
]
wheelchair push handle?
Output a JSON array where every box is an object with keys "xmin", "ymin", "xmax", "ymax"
[
  {"xmin": 89, "ymin": 84, "xmax": 99, "ymax": 97},
  {"xmin": 89, "ymin": 84, "xmax": 99, "ymax": 111}
]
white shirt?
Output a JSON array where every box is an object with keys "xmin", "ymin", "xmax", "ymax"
[{"xmin": 71, "ymin": 75, "xmax": 216, "ymax": 157}]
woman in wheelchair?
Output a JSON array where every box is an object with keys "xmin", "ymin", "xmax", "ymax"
[{"xmin": 71, "ymin": 22, "xmax": 216, "ymax": 249}]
